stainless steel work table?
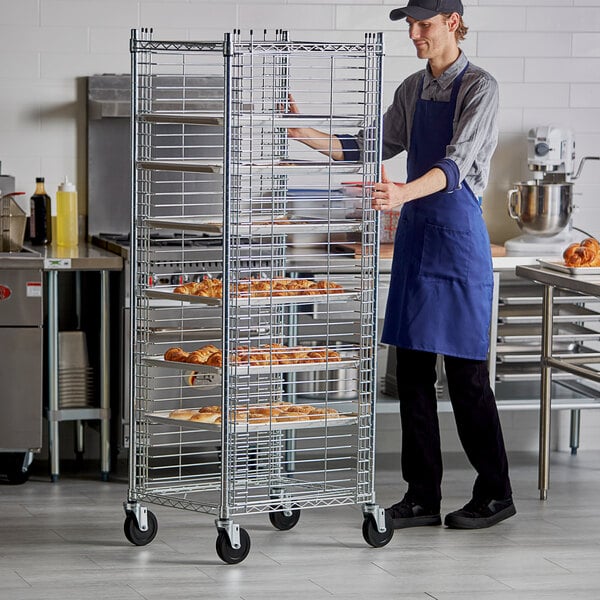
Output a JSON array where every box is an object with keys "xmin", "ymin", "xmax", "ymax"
[
  {"xmin": 39, "ymin": 243, "xmax": 123, "ymax": 481},
  {"xmin": 516, "ymin": 264, "xmax": 600, "ymax": 500}
]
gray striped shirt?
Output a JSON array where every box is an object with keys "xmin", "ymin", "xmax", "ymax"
[{"xmin": 358, "ymin": 51, "xmax": 499, "ymax": 196}]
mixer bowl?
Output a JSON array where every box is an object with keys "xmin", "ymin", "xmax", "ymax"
[{"xmin": 507, "ymin": 181, "xmax": 573, "ymax": 237}]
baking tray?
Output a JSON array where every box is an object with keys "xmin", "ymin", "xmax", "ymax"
[
  {"xmin": 147, "ymin": 410, "xmax": 358, "ymax": 432},
  {"xmin": 248, "ymin": 159, "xmax": 361, "ymax": 173},
  {"xmin": 144, "ymin": 355, "xmax": 360, "ymax": 375},
  {"xmin": 538, "ymin": 259, "xmax": 600, "ymax": 276},
  {"xmin": 146, "ymin": 216, "xmax": 362, "ymax": 235},
  {"xmin": 137, "ymin": 159, "xmax": 361, "ymax": 175},
  {"xmin": 137, "ymin": 160, "xmax": 222, "ymax": 173},
  {"xmin": 138, "ymin": 112, "xmax": 363, "ymax": 128},
  {"xmin": 144, "ymin": 287, "xmax": 360, "ymax": 306}
]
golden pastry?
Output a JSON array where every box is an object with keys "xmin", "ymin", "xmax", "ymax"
[
  {"xmin": 168, "ymin": 408, "xmax": 197, "ymax": 420},
  {"xmin": 164, "ymin": 347, "xmax": 189, "ymax": 362},
  {"xmin": 563, "ymin": 237, "xmax": 600, "ymax": 267},
  {"xmin": 276, "ymin": 411, "xmax": 311, "ymax": 422},
  {"xmin": 198, "ymin": 405, "xmax": 221, "ymax": 413},
  {"xmin": 205, "ymin": 351, "xmax": 223, "ymax": 367},
  {"xmin": 190, "ymin": 412, "xmax": 220, "ymax": 423}
]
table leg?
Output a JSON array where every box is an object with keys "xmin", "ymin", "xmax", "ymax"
[
  {"xmin": 569, "ymin": 409, "xmax": 581, "ymax": 456},
  {"xmin": 539, "ymin": 284, "xmax": 554, "ymax": 500},
  {"xmin": 47, "ymin": 270, "xmax": 60, "ymax": 482},
  {"xmin": 100, "ymin": 270, "xmax": 110, "ymax": 481},
  {"xmin": 488, "ymin": 271, "xmax": 500, "ymax": 392}
]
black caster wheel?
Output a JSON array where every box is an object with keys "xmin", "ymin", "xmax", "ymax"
[
  {"xmin": 6, "ymin": 469, "xmax": 29, "ymax": 485},
  {"xmin": 269, "ymin": 506, "xmax": 301, "ymax": 531},
  {"xmin": 74, "ymin": 451, "xmax": 84, "ymax": 471},
  {"xmin": 362, "ymin": 511, "xmax": 393, "ymax": 548},
  {"xmin": 124, "ymin": 511, "xmax": 158, "ymax": 546},
  {"xmin": 0, "ymin": 453, "xmax": 30, "ymax": 485},
  {"xmin": 216, "ymin": 528, "xmax": 251, "ymax": 564},
  {"xmin": 6, "ymin": 468, "xmax": 29, "ymax": 485}
]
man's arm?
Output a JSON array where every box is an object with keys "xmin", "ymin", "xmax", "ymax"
[
  {"xmin": 372, "ymin": 165, "xmax": 447, "ymax": 211},
  {"xmin": 286, "ymin": 94, "xmax": 344, "ymax": 160}
]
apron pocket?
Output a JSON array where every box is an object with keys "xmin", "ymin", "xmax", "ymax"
[{"xmin": 419, "ymin": 222, "xmax": 471, "ymax": 282}]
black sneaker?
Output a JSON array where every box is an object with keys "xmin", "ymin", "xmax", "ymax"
[
  {"xmin": 444, "ymin": 497, "xmax": 516, "ymax": 529},
  {"xmin": 386, "ymin": 495, "xmax": 441, "ymax": 529}
]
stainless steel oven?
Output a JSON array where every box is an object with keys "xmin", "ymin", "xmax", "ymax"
[{"xmin": 0, "ymin": 255, "xmax": 43, "ymax": 483}]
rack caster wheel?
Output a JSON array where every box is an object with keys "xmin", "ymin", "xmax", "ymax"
[
  {"xmin": 0, "ymin": 453, "xmax": 31, "ymax": 484},
  {"xmin": 216, "ymin": 528, "xmax": 251, "ymax": 564},
  {"xmin": 124, "ymin": 510, "xmax": 158, "ymax": 546},
  {"xmin": 362, "ymin": 511, "xmax": 393, "ymax": 548},
  {"xmin": 269, "ymin": 506, "xmax": 301, "ymax": 531},
  {"xmin": 6, "ymin": 470, "xmax": 29, "ymax": 485}
]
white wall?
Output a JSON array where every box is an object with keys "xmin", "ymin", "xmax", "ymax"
[{"xmin": 2, "ymin": 0, "xmax": 600, "ymax": 453}]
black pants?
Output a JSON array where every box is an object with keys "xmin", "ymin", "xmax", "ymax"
[{"xmin": 395, "ymin": 347, "xmax": 512, "ymax": 510}]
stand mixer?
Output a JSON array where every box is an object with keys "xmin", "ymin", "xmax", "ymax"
[{"xmin": 505, "ymin": 126, "xmax": 599, "ymax": 256}]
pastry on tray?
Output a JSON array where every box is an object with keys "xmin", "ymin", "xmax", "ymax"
[
  {"xmin": 563, "ymin": 237, "xmax": 600, "ymax": 267},
  {"xmin": 162, "ymin": 344, "xmax": 343, "ymax": 368},
  {"xmin": 171, "ymin": 277, "xmax": 345, "ymax": 299},
  {"xmin": 167, "ymin": 402, "xmax": 341, "ymax": 424}
]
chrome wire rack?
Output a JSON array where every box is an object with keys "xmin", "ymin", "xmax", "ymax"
[{"xmin": 124, "ymin": 27, "xmax": 390, "ymax": 563}]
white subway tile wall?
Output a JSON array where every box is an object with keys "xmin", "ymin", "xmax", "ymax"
[
  {"xmin": 0, "ymin": 0, "xmax": 596, "ymax": 230},
  {"xmin": 0, "ymin": 0, "xmax": 599, "ymax": 450}
]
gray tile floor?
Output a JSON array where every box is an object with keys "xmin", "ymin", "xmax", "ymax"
[{"xmin": 1, "ymin": 451, "xmax": 600, "ymax": 600}]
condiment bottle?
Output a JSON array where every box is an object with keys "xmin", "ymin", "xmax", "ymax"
[
  {"xmin": 56, "ymin": 176, "xmax": 78, "ymax": 247},
  {"xmin": 30, "ymin": 177, "xmax": 52, "ymax": 245}
]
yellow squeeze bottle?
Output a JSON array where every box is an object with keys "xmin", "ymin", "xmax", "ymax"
[{"xmin": 56, "ymin": 176, "xmax": 78, "ymax": 247}]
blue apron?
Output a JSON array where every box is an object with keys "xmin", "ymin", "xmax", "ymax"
[{"xmin": 381, "ymin": 65, "xmax": 493, "ymax": 360}]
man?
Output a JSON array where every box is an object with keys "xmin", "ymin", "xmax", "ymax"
[{"xmin": 289, "ymin": 0, "xmax": 515, "ymax": 530}]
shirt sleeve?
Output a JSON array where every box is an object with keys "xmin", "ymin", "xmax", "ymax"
[
  {"xmin": 335, "ymin": 134, "xmax": 361, "ymax": 162},
  {"xmin": 352, "ymin": 80, "xmax": 411, "ymax": 162},
  {"xmin": 381, "ymin": 83, "xmax": 409, "ymax": 161},
  {"xmin": 443, "ymin": 71, "xmax": 499, "ymax": 193}
]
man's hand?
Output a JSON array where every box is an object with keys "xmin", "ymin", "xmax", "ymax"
[
  {"xmin": 285, "ymin": 93, "xmax": 304, "ymax": 140},
  {"xmin": 371, "ymin": 165, "xmax": 406, "ymax": 211}
]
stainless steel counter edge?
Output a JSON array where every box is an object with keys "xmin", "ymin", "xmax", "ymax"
[
  {"xmin": 516, "ymin": 264, "xmax": 600, "ymax": 296},
  {"xmin": 87, "ymin": 236, "xmax": 543, "ymax": 275},
  {"xmin": 287, "ymin": 252, "xmax": 544, "ymax": 275},
  {"xmin": 0, "ymin": 242, "xmax": 123, "ymax": 271}
]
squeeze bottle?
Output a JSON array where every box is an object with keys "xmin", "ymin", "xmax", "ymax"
[{"xmin": 56, "ymin": 176, "xmax": 78, "ymax": 247}]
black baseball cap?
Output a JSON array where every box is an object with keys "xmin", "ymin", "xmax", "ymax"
[{"xmin": 390, "ymin": 0, "xmax": 464, "ymax": 21}]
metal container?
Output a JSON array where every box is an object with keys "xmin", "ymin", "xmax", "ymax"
[
  {"xmin": 507, "ymin": 181, "xmax": 573, "ymax": 237},
  {"xmin": 295, "ymin": 341, "xmax": 359, "ymax": 400},
  {"xmin": 0, "ymin": 195, "xmax": 27, "ymax": 252}
]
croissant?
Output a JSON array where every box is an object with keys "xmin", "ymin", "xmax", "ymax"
[
  {"xmin": 205, "ymin": 351, "xmax": 223, "ymax": 367},
  {"xmin": 581, "ymin": 237, "xmax": 600, "ymax": 254},
  {"xmin": 173, "ymin": 276, "xmax": 345, "ymax": 298},
  {"xmin": 248, "ymin": 351, "xmax": 270, "ymax": 365},
  {"xmin": 173, "ymin": 283, "xmax": 193, "ymax": 294},
  {"xmin": 325, "ymin": 350, "xmax": 342, "ymax": 362},
  {"xmin": 563, "ymin": 243, "xmax": 580, "ymax": 263},
  {"xmin": 564, "ymin": 237, "xmax": 600, "ymax": 267},
  {"xmin": 164, "ymin": 347, "xmax": 189, "ymax": 362}
]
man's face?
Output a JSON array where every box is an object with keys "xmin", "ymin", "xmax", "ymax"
[{"xmin": 406, "ymin": 14, "xmax": 456, "ymax": 60}]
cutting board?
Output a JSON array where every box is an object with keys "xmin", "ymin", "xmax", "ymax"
[
  {"xmin": 332, "ymin": 243, "xmax": 394, "ymax": 259},
  {"xmin": 333, "ymin": 243, "xmax": 505, "ymax": 259}
]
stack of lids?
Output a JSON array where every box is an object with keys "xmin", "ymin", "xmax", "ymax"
[{"xmin": 58, "ymin": 331, "xmax": 95, "ymax": 409}]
